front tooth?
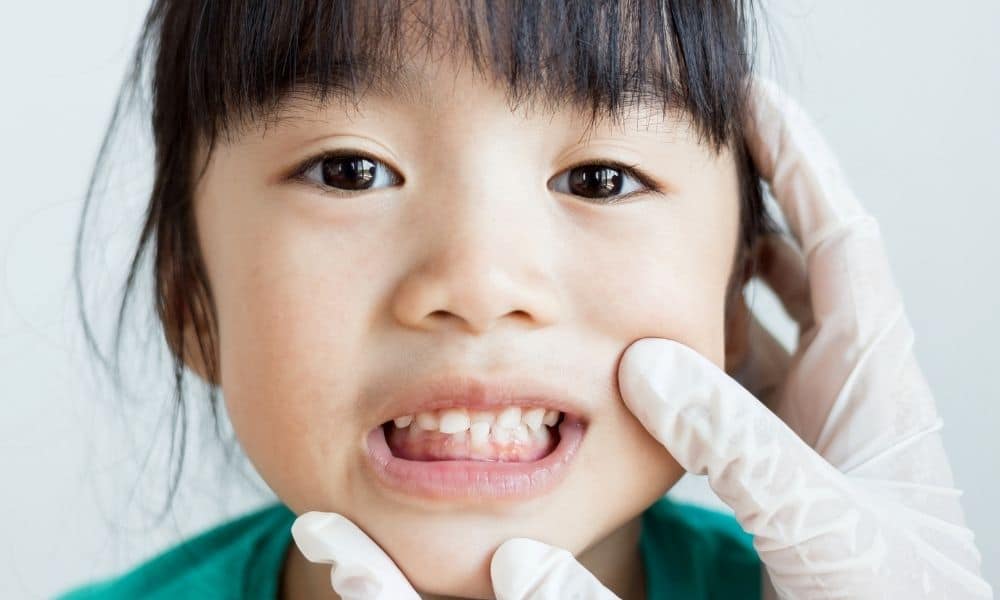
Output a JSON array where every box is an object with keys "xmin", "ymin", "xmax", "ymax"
[
  {"xmin": 522, "ymin": 407, "xmax": 545, "ymax": 431},
  {"xmin": 542, "ymin": 410, "xmax": 559, "ymax": 426},
  {"xmin": 438, "ymin": 408, "xmax": 471, "ymax": 434},
  {"xmin": 496, "ymin": 406, "xmax": 521, "ymax": 428},
  {"xmin": 414, "ymin": 411, "xmax": 439, "ymax": 431},
  {"xmin": 513, "ymin": 423, "xmax": 531, "ymax": 443},
  {"xmin": 393, "ymin": 414, "xmax": 414, "ymax": 428},
  {"xmin": 469, "ymin": 421, "xmax": 490, "ymax": 447},
  {"xmin": 469, "ymin": 411, "xmax": 496, "ymax": 424}
]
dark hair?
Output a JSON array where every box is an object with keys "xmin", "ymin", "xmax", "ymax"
[{"xmin": 75, "ymin": 0, "xmax": 779, "ymax": 526}]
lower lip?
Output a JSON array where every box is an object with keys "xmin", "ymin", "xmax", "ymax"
[{"xmin": 363, "ymin": 417, "xmax": 587, "ymax": 500}]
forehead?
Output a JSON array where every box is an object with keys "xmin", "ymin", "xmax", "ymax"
[{"xmin": 256, "ymin": 54, "xmax": 689, "ymax": 142}]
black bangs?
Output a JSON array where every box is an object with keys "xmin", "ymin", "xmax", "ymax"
[{"xmin": 139, "ymin": 0, "xmax": 758, "ymax": 157}]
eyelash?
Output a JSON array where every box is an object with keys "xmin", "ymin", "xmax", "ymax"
[{"xmin": 289, "ymin": 149, "xmax": 665, "ymax": 203}]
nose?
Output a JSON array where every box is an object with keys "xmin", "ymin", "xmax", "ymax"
[{"xmin": 390, "ymin": 195, "xmax": 561, "ymax": 335}]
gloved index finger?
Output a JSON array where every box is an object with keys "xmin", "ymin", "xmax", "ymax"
[{"xmin": 744, "ymin": 77, "xmax": 871, "ymax": 259}]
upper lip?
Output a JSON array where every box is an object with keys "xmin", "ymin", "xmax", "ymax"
[{"xmin": 373, "ymin": 374, "xmax": 590, "ymax": 429}]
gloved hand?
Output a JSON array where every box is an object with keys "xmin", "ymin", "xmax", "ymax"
[{"xmin": 492, "ymin": 78, "xmax": 994, "ymax": 599}]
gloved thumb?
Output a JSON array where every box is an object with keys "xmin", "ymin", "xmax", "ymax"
[
  {"xmin": 491, "ymin": 537, "xmax": 619, "ymax": 600},
  {"xmin": 291, "ymin": 511, "xmax": 420, "ymax": 600}
]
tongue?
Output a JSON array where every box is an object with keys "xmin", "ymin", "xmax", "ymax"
[{"xmin": 385, "ymin": 424, "xmax": 559, "ymax": 462}]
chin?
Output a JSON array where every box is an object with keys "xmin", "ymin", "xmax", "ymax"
[
  {"xmin": 397, "ymin": 535, "xmax": 497, "ymax": 598},
  {"xmin": 378, "ymin": 517, "xmax": 578, "ymax": 599}
]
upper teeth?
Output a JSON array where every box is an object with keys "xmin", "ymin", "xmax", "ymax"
[{"xmin": 392, "ymin": 406, "xmax": 560, "ymax": 434}]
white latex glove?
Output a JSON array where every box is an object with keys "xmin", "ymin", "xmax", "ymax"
[{"xmin": 493, "ymin": 78, "xmax": 994, "ymax": 598}]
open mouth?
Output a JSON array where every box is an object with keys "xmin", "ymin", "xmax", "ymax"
[
  {"xmin": 382, "ymin": 406, "xmax": 566, "ymax": 463},
  {"xmin": 365, "ymin": 405, "xmax": 587, "ymax": 500}
]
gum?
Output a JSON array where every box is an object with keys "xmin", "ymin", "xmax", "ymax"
[{"xmin": 384, "ymin": 424, "xmax": 559, "ymax": 462}]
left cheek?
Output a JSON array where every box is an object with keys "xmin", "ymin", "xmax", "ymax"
[
  {"xmin": 640, "ymin": 278, "xmax": 725, "ymax": 364},
  {"xmin": 588, "ymin": 260, "xmax": 728, "ymax": 369},
  {"xmin": 566, "ymin": 205, "xmax": 732, "ymax": 369}
]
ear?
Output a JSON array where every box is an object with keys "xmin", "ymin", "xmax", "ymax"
[
  {"xmin": 179, "ymin": 314, "xmax": 218, "ymax": 386},
  {"xmin": 724, "ymin": 289, "xmax": 752, "ymax": 376},
  {"xmin": 162, "ymin": 273, "xmax": 219, "ymax": 386},
  {"xmin": 723, "ymin": 244, "xmax": 758, "ymax": 376}
]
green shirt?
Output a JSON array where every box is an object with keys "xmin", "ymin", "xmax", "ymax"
[{"xmin": 56, "ymin": 496, "xmax": 760, "ymax": 599}]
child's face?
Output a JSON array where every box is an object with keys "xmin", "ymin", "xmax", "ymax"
[{"xmin": 189, "ymin": 52, "xmax": 741, "ymax": 596}]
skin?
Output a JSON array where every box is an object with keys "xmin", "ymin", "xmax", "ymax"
[{"xmin": 180, "ymin": 47, "xmax": 751, "ymax": 599}]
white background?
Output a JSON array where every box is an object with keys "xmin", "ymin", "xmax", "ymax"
[{"xmin": 1, "ymin": 1, "xmax": 997, "ymax": 597}]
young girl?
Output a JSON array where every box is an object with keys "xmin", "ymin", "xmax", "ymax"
[{"xmin": 57, "ymin": 1, "xmax": 989, "ymax": 599}]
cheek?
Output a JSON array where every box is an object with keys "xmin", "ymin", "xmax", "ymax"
[
  {"xmin": 206, "ymin": 218, "xmax": 376, "ymax": 509},
  {"xmin": 566, "ymin": 215, "xmax": 734, "ymax": 370}
]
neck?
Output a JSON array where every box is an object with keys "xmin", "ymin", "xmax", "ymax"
[{"xmin": 281, "ymin": 515, "xmax": 646, "ymax": 600}]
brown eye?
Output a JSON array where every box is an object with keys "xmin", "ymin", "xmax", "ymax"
[
  {"xmin": 549, "ymin": 162, "xmax": 650, "ymax": 203},
  {"xmin": 323, "ymin": 156, "xmax": 376, "ymax": 190},
  {"xmin": 299, "ymin": 152, "xmax": 401, "ymax": 194},
  {"xmin": 570, "ymin": 165, "xmax": 624, "ymax": 198}
]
